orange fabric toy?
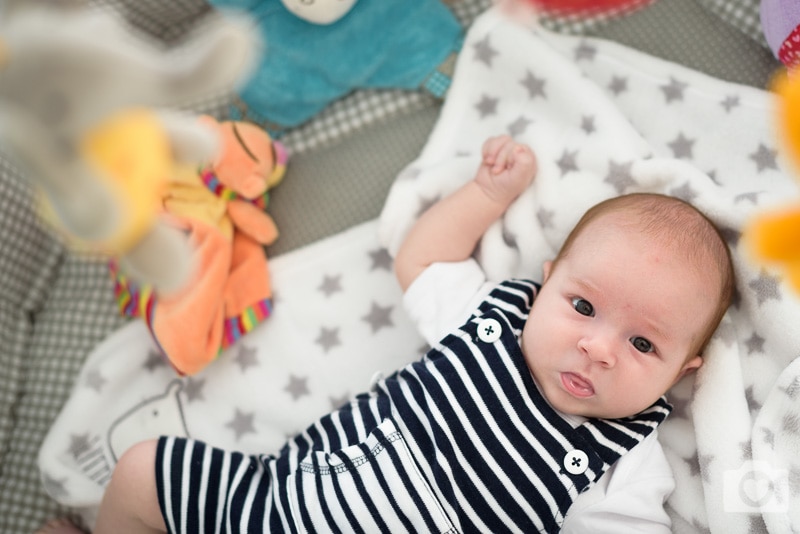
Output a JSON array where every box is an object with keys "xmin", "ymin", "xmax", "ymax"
[{"xmin": 112, "ymin": 117, "xmax": 288, "ymax": 375}]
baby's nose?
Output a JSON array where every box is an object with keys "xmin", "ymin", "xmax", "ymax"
[{"xmin": 578, "ymin": 334, "xmax": 618, "ymax": 367}]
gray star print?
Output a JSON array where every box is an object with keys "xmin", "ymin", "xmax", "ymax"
[
  {"xmin": 721, "ymin": 95, "xmax": 740, "ymax": 113},
  {"xmin": 762, "ymin": 427, "xmax": 776, "ymax": 446},
  {"xmin": 714, "ymin": 321, "xmax": 737, "ymax": 347},
  {"xmin": 537, "ymin": 208, "xmax": 554, "ymax": 229},
  {"xmin": 668, "ymin": 133, "xmax": 695, "ymax": 159},
  {"xmin": 789, "ymin": 466, "xmax": 800, "ymax": 496},
  {"xmin": 745, "ymin": 332, "xmax": 765, "ymax": 354},
  {"xmin": 520, "ymin": 71, "xmax": 546, "ymax": 99},
  {"xmin": 507, "ymin": 116, "xmax": 532, "ymax": 137},
  {"xmin": 234, "ymin": 345, "xmax": 259, "ymax": 371},
  {"xmin": 315, "ymin": 326, "xmax": 341, "ymax": 353},
  {"xmin": 225, "ymin": 408, "xmax": 256, "ymax": 440},
  {"xmin": 749, "ymin": 271, "xmax": 782, "ymax": 305},
  {"xmin": 684, "ymin": 454, "xmax": 701, "ymax": 478},
  {"xmin": 783, "ymin": 413, "xmax": 800, "ymax": 435},
  {"xmin": 749, "ymin": 143, "xmax": 778, "ymax": 172},
  {"xmin": 556, "ymin": 149, "xmax": 579, "ymax": 177},
  {"xmin": 739, "ymin": 441, "xmax": 753, "ymax": 460},
  {"xmin": 581, "ymin": 115, "xmax": 596, "ymax": 135},
  {"xmin": 501, "ymin": 222, "xmax": 518, "ymax": 249},
  {"xmin": 285, "ymin": 375, "xmax": 310, "ymax": 401},
  {"xmin": 42, "ymin": 473, "xmax": 69, "ymax": 500},
  {"xmin": 473, "ymin": 36, "xmax": 498, "ymax": 67},
  {"xmin": 362, "ymin": 302, "xmax": 394, "ymax": 333},
  {"xmin": 608, "ymin": 76, "xmax": 628, "ymax": 96},
  {"xmin": 735, "ymin": 191, "xmax": 761, "ymax": 204},
  {"xmin": 183, "ymin": 377, "xmax": 206, "ymax": 402},
  {"xmin": 670, "ymin": 182, "xmax": 698, "ymax": 203},
  {"xmin": 604, "ymin": 160, "xmax": 635, "ymax": 193},
  {"xmin": 369, "ymin": 248, "xmax": 393, "ymax": 271},
  {"xmin": 660, "ymin": 77, "xmax": 688, "ymax": 103},
  {"xmin": 745, "ymin": 386, "xmax": 761, "ymax": 413},
  {"xmin": 747, "ymin": 515, "xmax": 769, "ymax": 534},
  {"xmin": 698, "ymin": 454, "xmax": 713, "ymax": 483},
  {"xmin": 475, "ymin": 95, "xmax": 498, "ymax": 118},
  {"xmin": 781, "ymin": 377, "xmax": 800, "ymax": 399},
  {"xmin": 68, "ymin": 433, "xmax": 92, "ymax": 459},
  {"xmin": 144, "ymin": 350, "xmax": 166, "ymax": 371},
  {"xmin": 85, "ymin": 369, "xmax": 107, "ymax": 393},
  {"xmin": 574, "ymin": 42, "xmax": 596, "ymax": 61},
  {"xmin": 318, "ymin": 274, "xmax": 342, "ymax": 297},
  {"xmin": 329, "ymin": 393, "xmax": 350, "ymax": 410}
]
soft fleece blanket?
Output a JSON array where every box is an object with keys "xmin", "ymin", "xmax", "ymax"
[
  {"xmin": 378, "ymin": 8, "xmax": 800, "ymax": 534},
  {"xmin": 38, "ymin": 219, "xmax": 427, "ymax": 526},
  {"xmin": 40, "ymin": 8, "xmax": 799, "ymax": 533}
]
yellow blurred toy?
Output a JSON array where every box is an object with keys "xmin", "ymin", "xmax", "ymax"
[
  {"xmin": 745, "ymin": 72, "xmax": 800, "ymax": 293},
  {"xmin": 0, "ymin": 2, "xmax": 257, "ymax": 292}
]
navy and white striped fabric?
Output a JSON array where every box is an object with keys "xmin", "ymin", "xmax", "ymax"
[{"xmin": 156, "ymin": 279, "xmax": 672, "ymax": 533}]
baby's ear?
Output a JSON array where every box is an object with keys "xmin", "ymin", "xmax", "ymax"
[
  {"xmin": 672, "ymin": 355, "xmax": 703, "ymax": 386},
  {"xmin": 542, "ymin": 260, "xmax": 553, "ymax": 282}
]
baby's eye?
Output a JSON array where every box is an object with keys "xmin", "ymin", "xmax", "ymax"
[
  {"xmin": 571, "ymin": 297, "xmax": 594, "ymax": 317},
  {"xmin": 630, "ymin": 336, "xmax": 654, "ymax": 353}
]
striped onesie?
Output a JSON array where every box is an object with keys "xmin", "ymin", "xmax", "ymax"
[{"xmin": 156, "ymin": 279, "xmax": 672, "ymax": 533}]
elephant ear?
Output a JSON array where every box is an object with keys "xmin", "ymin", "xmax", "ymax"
[{"xmin": 160, "ymin": 11, "xmax": 260, "ymax": 105}]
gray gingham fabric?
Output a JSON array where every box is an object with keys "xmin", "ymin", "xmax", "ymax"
[
  {"xmin": 0, "ymin": 0, "xmax": 780, "ymax": 532},
  {"xmin": 696, "ymin": 0, "xmax": 769, "ymax": 48}
]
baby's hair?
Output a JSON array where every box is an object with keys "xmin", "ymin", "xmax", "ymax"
[{"xmin": 553, "ymin": 193, "xmax": 735, "ymax": 355}]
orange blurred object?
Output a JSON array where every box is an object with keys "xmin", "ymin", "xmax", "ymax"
[
  {"xmin": 773, "ymin": 71, "xmax": 800, "ymax": 172},
  {"xmin": 744, "ymin": 71, "xmax": 800, "ymax": 294}
]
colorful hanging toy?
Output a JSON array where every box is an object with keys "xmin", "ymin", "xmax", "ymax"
[{"xmin": 744, "ymin": 71, "xmax": 800, "ymax": 295}]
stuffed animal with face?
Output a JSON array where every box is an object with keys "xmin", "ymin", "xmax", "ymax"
[
  {"xmin": 113, "ymin": 117, "xmax": 288, "ymax": 376},
  {"xmin": 207, "ymin": 0, "xmax": 463, "ymax": 135}
]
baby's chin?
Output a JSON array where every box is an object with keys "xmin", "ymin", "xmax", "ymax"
[{"xmin": 542, "ymin": 384, "xmax": 647, "ymax": 420}]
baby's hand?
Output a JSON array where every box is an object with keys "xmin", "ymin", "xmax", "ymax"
[{"xmin": 476, "ymin": 135, "xmax": 537, "ymax": 204}]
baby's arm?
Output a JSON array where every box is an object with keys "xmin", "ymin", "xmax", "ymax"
[{"xmin": 395, "ymin": 135, "xmax": 537, "ymax": 291}]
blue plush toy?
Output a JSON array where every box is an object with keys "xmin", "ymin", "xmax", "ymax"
[{"xmin": 209, "ymin": 0, "xmax": 464, "ymax": 135}]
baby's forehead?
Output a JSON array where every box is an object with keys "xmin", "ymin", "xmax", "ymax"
[{"xmin": 581, "ymin": 206, "xmax": 724, "ymax": 275}]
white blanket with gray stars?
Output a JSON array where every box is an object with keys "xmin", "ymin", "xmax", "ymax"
[
  {"xmin": 39, "ymin": 7, "xmax": 800, "ymax": 533},
  {"xmin": 378, "ymin": 7, "xmax": 800, "ymax": 534},
  {"xmin": 38, "ymin": 220, "xmax": 427, "ymax": 524}
]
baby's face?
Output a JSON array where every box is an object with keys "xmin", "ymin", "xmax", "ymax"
[{"xmin": 522, "ymin": 216, "xmax": 717, "ymax": 419}]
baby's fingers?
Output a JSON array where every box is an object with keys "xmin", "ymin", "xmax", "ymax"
[
  {"xmin": 492, "ymin": 139, "xmax": 520, "ymax": 174},
  {"xmin": 482, "ymin": 135, "xmax": 513, "ymax": 166}
]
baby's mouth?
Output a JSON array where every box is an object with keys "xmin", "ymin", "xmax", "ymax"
[{"xmin": 561, "ymin": 372, "xmax": 595, "ymax": 398}]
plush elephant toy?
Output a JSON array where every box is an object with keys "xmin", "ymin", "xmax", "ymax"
[{"xmin": 0, "ymin": 2, "xmax": 258, "ymax": 293}]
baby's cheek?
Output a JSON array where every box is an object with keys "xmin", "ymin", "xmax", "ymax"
[{"xmin": 519, "ymin": 326, "xmax": 543, "ymax": 370}]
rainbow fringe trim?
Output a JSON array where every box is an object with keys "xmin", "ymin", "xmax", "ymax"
[
  {"xmin": 110, "ymin": 260, "xmax": 156, "ymax": 327},
  {"xmin": 220, "ymin": 298, "xmax": 272, "ymax": 350}
]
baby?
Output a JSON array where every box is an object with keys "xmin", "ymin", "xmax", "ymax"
[{"xmin": 40, "ymin": 135, "xmax": 734, "ymax": 533}]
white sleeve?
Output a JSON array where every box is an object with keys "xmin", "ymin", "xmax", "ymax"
[
  {"xmin": 402, "ymin": 259, "xmax": 494, "ymax": 346},
  {"xmin": 561, "ymin": 431, "xmax": 674, "ymax": 533}
]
